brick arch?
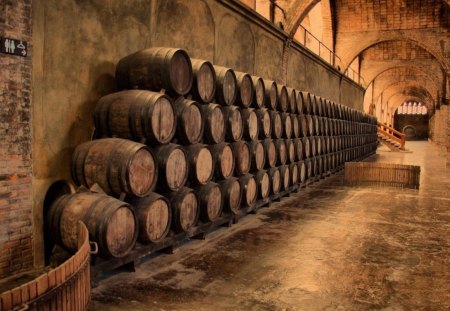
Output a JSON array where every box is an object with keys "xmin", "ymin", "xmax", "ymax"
[
  {"xmin": 389, "ymin": 95, "xmax": 430, "ymax": 114},
  {"xmin": 383, "ymin": 84, "xmax": 435, "ymax": 112},
  {"xmin": 284, "ymin": 0, "xmax": 321, "ymax": 38}
]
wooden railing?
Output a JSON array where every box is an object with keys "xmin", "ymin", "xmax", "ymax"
[
  {"xmin": 0, "ymin": 222, "xmax": 93, "ymax": 311},
  {"xmin": 377, "ymin": 122, "xmax": 406, "ymax": 150}
]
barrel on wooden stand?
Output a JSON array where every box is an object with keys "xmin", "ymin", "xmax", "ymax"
[
  {"xmin": 152, "ymin": 144, "xmax": 188, "ymax": 192},
  {"xmin": 219, "ymin": 177, "xmax": 242, "ymax": 214},
  {"xmin": 263, "ymin": 139, "xmax": 277, "ymax": 168},
  {"xmin": 239, "ymin": 174, "xmax": 257, "ymax": 207},
  {"xmin": 255, "ymin": 170, "xmax": 270, "ymax": 200},
  {"xmin": 249, "ymin": 140, "xmax": 266, "ymax": 171},
  {"xmin": 275, "ymin": 139, "xmax": 287, "ymax": 165},
  {"xmin": 268, "ymin": 167, "xmax": 281, "ymax": 195},
  {"xmin": 173, "ymin": 97, "xmax": 203, "ymax": 145},
  {"xmin": 166, "ymin": 187, "xmax": 199, "ymax": 233},
  {"xmin": 232, "ymin": 141, "xmax": 251, "ymax": 176},
  {"xmin": 196, "ymin": 182, "xmax": 223, "ymax": 223},
  {"xmin": 209, "ymin": 143, "xmax": 235, "ymax": 180},
  {"xmin": 184, "ymin": 144, "xmax": 214, "ymax": 186},
  {"xmin": 279, "ymin": 165, "xmax": 290, "ymax": 191}
]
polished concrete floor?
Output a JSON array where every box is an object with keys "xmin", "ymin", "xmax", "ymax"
[{"xmin": 91, "ymin": 142, "xmax": 450, "ymax": 311}]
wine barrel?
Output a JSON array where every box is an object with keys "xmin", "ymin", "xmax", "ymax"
[
  {"xmin": 301, "ymin": 137, "xmax": 311, "ymax": 159},
  {"xmin": 209, "ymin": 143, "xmax": 235, "ymax": 180},
  {"xmin": 306, "ymin": 115, "xmax": 314, "ymax": 136},
  {"xmin": 277, "ymin": 85, "xmax": 289, "ymax": 112},
  {"xmin": 293, "ymin": 138, "xmax": 303, "ymax": 161},
  {"xmin": 130, "ymin": 193, "xmax": 171, "ymax": 244},
  {"xmin": 251, "ymin": 76, "xmax": 265, "ymax": 108},
  {"xmin": 173, "ymin": 97, "xmax": 203, "ymax": 145},
  {"xmin": 255, "ymin": 170, "xmax": 270, "ymax": 199},
  {"xmin": 242, "ymin": 108, "xmax": 259, "ymax": 141},
  {"xmin": 263, "ymin": 80, "xmax": 278, "ymax": 110},
  {"xmin": 116, "ymin": 47, "xmax": 192, "ymax": 96},
  {"xmin": 47, "ymin": 191, "xmax": 137, "ymax": 258},
  {"xmin": 315, "ymin": 96, "xmax": 323, "ymax": 116},
  {"xmin": 299, "ymin": 114, "xmax": 308, "ymax": 137},
  {"xmin": 304, "ymin": 158, "xmax": 313, "ymax": 179},
  {"xmin": 281, "ymin": 112, "xmax": 292, "ymax": 139},
  {"xmin": 166, "ymin": 187, "xmax": 199, "ymax": 233},
  {"xmin": 263, "ymin": 139, "xmax": 277, "ymax": 168},
  {"xmin": 72, "ymin": 138, "xmax": 156, "ymax": 198},
  {"xmin": 268, "ymin": 167, "xmax": 281, "ymax": 195},
  {"xmin": 232, "ymin": 141, "xmax": 251, "ymax": 176},
  {"xmin": 197, "ymin": 182, "xmax": 223, "ymax": 222},
  {"xmin": 286, "ymin": 139, "xmax": 295, "ymax": 164},
  {"xmin": 249, "ymin": 140, "xmax": 266, "ymax": 171},
  {"xmin": 184, "ymin": 144, "xmax": 214, "ymax": 186},
  {"xmin": 239, "ymin": 174, "xmax": 257, "ymax": 207},
  {"xmin": 321, "ymin": 117, "xmax": 329, "ymax": 136},
  {"xmin": 275, "ymin": 139, "xmax": 287, "ymax": 165},
  {"xmin": 312, "ymin": 115, "xmax": 320, "ymax": 136},
  {"xmin": 219, "ymin": 177, "xmax": 242, "ymax": 214},
  {"xmin": 190, "ymin": 59, "xmax": 216, "ymax": 103},
  {"xmin": 315, "ymin": 136, "xmax": 322, "ymax": 155},
  {"xmin": 309, "ymin": 136, "xmax": 317, "ymax": 157},
  {"xmin": 152, "ymin": 144, "xmax": 188, "ymax": 192},
  {"xmin": 256, "ymin": 108, "xmax": 272, "ymax": 139},
  {"xmin": 310, "ymin": 94, "xmax": 317, "ymax": 115},
  {"xmin": 223, "ymin": 106, "xmax": 244, "ymax": 142},
  {"xmin": 290, "ymin": 163, "xmax": 299, "ymax": 185},
  {"xmin": 297, "ymin": 161, "xmax": 306, "ymax": 184},
  {"xmin": 235, "ymin": 71, "xmax": 254, "ymax": 108},
  {"xmin": 213, "ymin": 65, "xmax": 237, "ymax": 106},
  {"xmin": 94, "ymin": 90, "xmax": 176, "ymax": 144},
  {"xmin": 271, "ymin": 111, "xmax": 282, "ymax": 139},
  {"xmin": 286, "ymin": 87, "xmax": 297, "ymax": 113},
  {"xmin": 291, "ymin": 114, "xmax": 300, "ymax": 138},
  {"xmin": 300, "ymin": 91, "xmax": 311, "ymax": 114},
  {"xmin": 296, "ymin": 90, "xmax": 304, "ymax": 113},
  {"xmin": 279, "ymin": 165, "xmax": 290, "ymax": 190},
  {"xmin": 201, "ymin": 103, "xmax": 225, "ymax": 144}
]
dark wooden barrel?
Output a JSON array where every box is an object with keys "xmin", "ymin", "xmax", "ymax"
[
  {"xmin": 197, "ymin": 182, "xmax": 223, "ymax": 222},
  {"xmin": 290, "ymin": 163, "xmax": 299, "ymax": 185},
  {"xmin": 166, "ymin": 187, "xmax": 199, "ymax": 233},
  {"xmin": 306, "ymin": 115, "xmax": 314, "ymax": 136},
  {"xmin": 239, "ymin": 174, "xmax": 257, "ymax": 207},
  {"xmin": 299, "ymin": 114, "xmax": 308, "ymax": 137},
  {"xmin": 293, "ymin": 138, "xmax": 303, "ymax": 161},
  {"xmin": 249, "ymin": 140, "xmax": 266, "ymax": 171},
  {"xmin": 281, "ymin": 113, "xmax": 292, "ymax": 139},
  {"xmin": 116, "ymin": 47, "xmax": 193, "ymax": 96},
  {"xmin": 277, "ymin": 85, "xmax": 289, "ymax": 112},
  {"xmin": 209, "ymin": 143, "xmax": 235, "ymax": 180},
  {"xmin": 213, "ymin": 65, "xmax": 237, "ymax": 106},
  {"xmin": 312, "ymin": 115, "xmax": 320, "ymax": 136},
  {"xmin": 47, "ymin": 191, "xmax": 137, "ymax": 258},
  {"xmin": 308, "ymin": 136, "xmax": 317, "ymax": 157},
  {"xmin": 190, "ymin": 59, "xmax": 216, "ymax": 103},
  {"xmin": 184, "ymin": 144, "xmax": 214, "ymax": 186},
  {"xmin": 256, "ymin": 108, "xmax": 271, "ymax": 139},
  {"xmin": 275, "ymin": 139, "xmax": 287, "ymax": 165},
  {"xmin": 305, "ymin": 158, "xmax": 313, "ymax": 179},
  {"xmin": 152, "ymin": 144, "xmax": 188, "ymax": 192},
  {"xmin": 263, "ymin": 139, "xmax": 277, "ymax": 168},
  {"xmin": 251, "ymin": 76, "xmax": 265, "ymax": 108},
  {"xmin": 298, "ymin": 161, "xmax": 306, "ymax": 184},
  {"xmin": 232, "ymin": 141, "xmax": 251, "ymax": 176},
  {"xmin": 173, "ymin": 97, "xmax": 203, "ymax": 145},
  {"xmin": 310, "ymin": 94, "xmax": 317, "ymax": 115},
  {"xmin": 219, "ymin": 177, "xmax": 242, "ymax": 214},
  {"xmin": 300, "ymin": 91, "xmax": 311, "ymax": 114},
  {"xmin": 255, "ymin": 170, "xmax": 270, "ymax": 199},
  {"xmin": 72, "ymin": 138, "xmax": 156, "ymax": 198},
  {"xmin": 130, "ymin": 193, "xmax": 171, "ymax": 244},
  {"xmin": 263, "ymin": 80, "xmax": 278, "ymax": 110},
  {"xmin": 286, "ymin": 87, "xmax": 297, "ymax": 113},
  {"xmin": 291, "ymin": 114, "xmax": 300, "ymax": 138},
  {"xmin": 223, "ymin": 106, "xmax": 244, "ymax": 142},
  {"xmin": 296, "ymin": 90, "xmax": 304, "ymax": 113},
  {"xmin": 201, "ymin": 103, "xmax": 225, "ymax": 144},
  {"xmin": 321, "ymin": 117, "xmax": 329, "ymax": 136},
  {"xmin": 279, "ymin": 165, "xmax": 290, "ymax": 190},
  {"xmin": 310, "ymin": 157, "xmax": 318, "ymax": 177},
  {"xmin": 271, "ymin": 111, "xmax": 282, "ymax": 139},
  {"xmin": 301, "ymin": 137, "xmax": 311, "ymax": 159},
  {"xmin": 268, "ymin": 167, "xmax": 281, "ymax": 195},
  {"xmin": 242, "ymin": 108, "xmax": 259, "ymax": 141},
  {"xmin": 286, "ymin": 139, "xmax": 295, "ymax": 164},
  {"xmin": 94, "ymin": 90, "xmax": 176, "ymax": 144},
  {"xmin": 235, "ymin": 71, "xmax": 254, "ymax": 108},
  {"xmin": 315, "ymin": 96, "xmax": 323, "ymax": 116}
]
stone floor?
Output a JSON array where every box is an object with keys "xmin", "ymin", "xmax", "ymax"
[{"xmin": 90, "ymin": 142, "xmax": 450, "ymax": 311}]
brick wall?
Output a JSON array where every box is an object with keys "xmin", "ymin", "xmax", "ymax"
[
  {"xmin": 0, "ymin": 0, "xmax": 33, "ymax": 278},
  {"xmin": 429, "ymin": 105, "xmax": 449, "ymax": 151}
]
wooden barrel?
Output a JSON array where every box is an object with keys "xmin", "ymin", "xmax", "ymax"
[
  {"xmin": 235, "ymin": 71, "xmax": 254, "ymax": 108},
  {"xmin": 300, "ymin": 91, "xmax": 311, "ymax": 114},
  {"xmin": 94, "ymin": 90, "xmax": 176, "ymax": 144},
  {"xmin": 213, "ymin": 65, "xmax": 237, "ymax": 106},
  {"xmin": 304, "ymin": 158, "xmax": 312, "ymax": 179},
  {"xmin": 271, "ymin": 111, "xmax": 282, "ymax": 139},
  {"xmin": 308, "ymin": 136, "xmax": 317, "ymax": 157},
  {"xmin": 256, "ymin": 108, "xmax": 271, "ymax": 139},
  {"xmin": 305, "ymin": 115, "xmax": 314, "ymax": 136},
  {"xmin": 263, "ymin": 80, "xmax": 278, "ymax": 110},
  {"xmin": 184, "ymin": 144, "xmax": 214, "ymax": 186},
  {"xmin": 321, "ymin": 117, "xmax": 329, "ymax": 136},
  {"xmin": 47, "ymin": 191, "xmax": 137, "ymax": 258},
  {"xmin": 251, "ymin": 76, "xmax": 265, "ymax": 108},
  {"xmin": 249, "ymin": 140, "xmax": 266, "ymax": 171},
  {"xmin": 166, "ymin": 187, "xmax": 199, "ymax": 233},
  {"xmin": 293, "ymin": 138, "xmax": 303, "ymax": 161},
  {"xmin": 290, "ymin": 163, "xmax": 299, "ymax": 185},
  {"xmin": 310, "ymin": 157, "xmax": 318, "ymax": 177},
  {"xmin": 173, "ymin": 97, "xmax": 203, "ymax": 145},
  {"xmin": 277, "ymin": 85, "xmax": 289, "ymax": 112},
  {"xmin": 116, "ymin": 47, "xmax": 192, "ymax": 96},
  {"xmin": 297, "ymin": 161, "xmax": 306, "ymax": 184},
  {"xmin": 209, "ymin": 143, "xmax": 235, "ymax": 180},
  {"xmin": 201, "ymin": 103, "xmax": 225, "ymax": 144},
  {"xmin": 268, "ymin": 167, "xmax": 281, "ymax": 195},
  {"xmin": 242, "ymin": 108, "xmax": 259, "ymax": 141},
  {"xmin": 310, "ymin": 94, "xmax": 318, "ymax": 115},
  {"xmin": 315, "ymin": 96, "xmax": 323, "ymax": 116},
  {"xmin": 301, "ymin": 137, "xmax": 311, "ymax": 159},
  {"xmin": 219, "ymin": 177, "xmax": 242, "ymax": 214},
  {"xmin": 72, "ymin": 138, "xmax": 156, "ymax": 198},
  {"xmin": 286, "ymin": 87, "xmax": 297, "ymax": 113},
  {"xmin": 239, "ymin": 174, "xmax": 257, "ymax": 207},
  {"xmin": 286, "ymin": 139, "xmax": 295, "ymax": 164},
  {"xmin": 232, "ymin": 141, "xmax": 251, "ymax": 176},
  {"xmin": 223, "ymin": 106, "xmax": 244, "ymax": 142},
  {"xmin": 190, "ymin": 59, "xmax": 216, "ymax": 103},
  {"xmin": 197, "ymin": 182, "xmax": 223, "ymax": 222},
  {"xmin": 279, "ymin": 165, "xmax": 290, "ymax": 190},
  {"xmin": 152, "ymin": 144, "xmax": 188, "ymax": 192},
  {"xmin": 130, "ymin": 193, "xmax": 171, "ymax": 244},
  {"xmin": 275, "ymin": 139, "xmax": 287, "ymax": 165},
  {"xmin": 312, "ymin": 115, "xmax": 320, "ymax": 136},
  {"xmin": 255, "ymin": 170, "xmax": 270, "ymax": 199},
  {"xmin": 291, "ymin": 114, "xmax": 300, "ymax": 138},
  {"xmin": 315, "ymin": 136, "xmax": 322, "ymax": 155},
  {"xmin": 296, "ymin": 90, "xmax": 304, "ymax": 113},
  {"xmin": 299, "ymin": 114, "xmax": 307, "ymax": 137},
  {"xmin": 263, "ymin": 139, "xmax": 277, "ymax": 168},
  {"xmin": 281, "ymin": 112, "xmax": 292, "ymax": 139}
]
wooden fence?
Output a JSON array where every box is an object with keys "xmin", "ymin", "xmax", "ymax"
[
  {"xmin": 0, "ymin": 222, "xmax": 92, "ymax": 311},
  {"xmin": 344, "ymin": 162, "xmax": 420, "ymax": 189}
]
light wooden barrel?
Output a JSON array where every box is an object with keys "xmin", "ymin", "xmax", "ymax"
[
  {"xmin": 184, "ymin": 144, "xmax": 214, "ymax": 186},
  {"xmin": 286, "ymin": 87, "xmax": 297, "ymax": 113},
  {"xmin": 47, "ymin": 191, "xmax": 137, "ymax": 258},
  {"xmin": 152, "ymin": 144, "xmax": 188, "ymax": 192},
  {"xmin": 219, "ymin": 177, "xmax": 242, "ymax": 214},
  {"xmin": 298, "ymin": 161, "xmax": 306, "ymax": 183},
  {"xmin": 209, "ymin": 143, "xmax": 235, "ymax": 180},
  {"xmin": 249, "ymin": 140, "xmax": 266, "ymax": 171},
  {"xmin": 201, "ymin": 103, "xmax": 225, "ymax": 144},
  {"xmin": 190, "ymin": 59, "xmax": 216, "ymax": 103},
  {"xmin": 197, "ymin": 182, "xmax": 223, "ymax": 222},
  {"xmin": 299, "ymin": 115, "xmax": 308, "ymax": 137},
  {"xmin": 290, "ymin": 163, "xmax": 299, "ymax": 185},
  {"xmin": 94, "ymin": 90, "xmax": 176, "ymax": 144},
  {"xmin": 296, "ymin": 90, "xmax": 304, "ymax": 113},
  {"xmin": 242, "ymin": 108, "xmax": 259, "ymax": 141},
  {"xmin": 279, "ymin": 165, "xmax": 290, "ymax": 190},
  {"xmin": 166, "ymin": 187, "xmax": 199, "ymax": 233},
  {"xmin": 310, "ymin": 94, "xmax": 317, "ymax": 115},
  {"xmin": 173, "ymin": 97, "xmax": 203, "ymax": 145},
  {"xmin": 268, "ymin": 167, "xmax": 281, "ymax": 194},
  {"xmin": 291, "ymin": 114, "xmax": 300, "ymax": 138},
  {"xmin": 315, "ymin": 136, "xmax": 322, "ymax": 155},
  {"xmin": 312, "ymin": 115, "xmax": 320, "ymax": 136},
  {"xmin": 286, "ymin": 139, "xmax": 295, "ymax": 163},
  {"xmin": 275, "ymin": 139, "xmax": 287, "ymax": 166},
  {"xmin": 277, "ymin": 85, "xmax": 289, "ymax": 112},
  {"xmin": 251, "ymin": 76, "xmax": 265, "ymax": 108},
  {"xmin": 223, "ymin": 106, "xmax": 244, "ymax": 142},
  {"xmin": 72, "ymin": 138, "xmax": 156, "ymax": 198},
  {"xmin": 255, "ymin": 170, "xmax": 270, "ymax": 199},
  {"xmin": 301, "ymin": 137, "xmax": 311, "ymax": 159},
  {"xmin": 271, "ymin": 111, "xmax": 282, "ymax": 139},
  {"xmin": 239, "ymin": 174, "xmax": 257, "ymax": 207},
  {"xmin": 263, "ymin": 139, "xmax": 277, "ymax": 168},
  {"xmin": 300, "ymin": 91, "xmax": 311, "ymax": 114},
  {"xmin": 281, "ymin": 112, "xmax": 292, "ymax": 138},
  {"xmin": 305, "ymin": 158, "xmax": 313, "ymax": 179},
  {"xmin": 306, "ymin": 115, "xmax": 314, "ymax": 136},
  {"xmin": 235, "ymin": 71, "xmax": 254, "ymax": 108},
  {"xmin": 263, "ymin": 80, "xmax": 278, "ymax": 110},
  {"xmin": 116, "ymin": 47, "xmax": 193, "ymax": 96},
  {"xmin": 293, "ymin": 138, "xmax": 303, "ymax": 161},
  {"xmin": 309, "ymin": 136, "xmax": 317, "ymax": 157},
  {"xmin": 214, "ymin": 65, "xmax": 237, "ymax": 106},
  {"xmin": 232, "ymin": 141, "xmax": 251, "ymax": 176},
  {"xmin": 255, "ymin": 108, "xmax": 271, "ymax": 139}
]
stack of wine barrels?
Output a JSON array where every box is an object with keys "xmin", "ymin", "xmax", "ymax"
[{"xmin": 47, "ymin": 47, "xmax": 378, "ymax": 259}]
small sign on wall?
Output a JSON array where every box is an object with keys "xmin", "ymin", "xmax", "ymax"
[{"xmin": 0, "ymin": 37, "xmax": 28, "ymax": 57}]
